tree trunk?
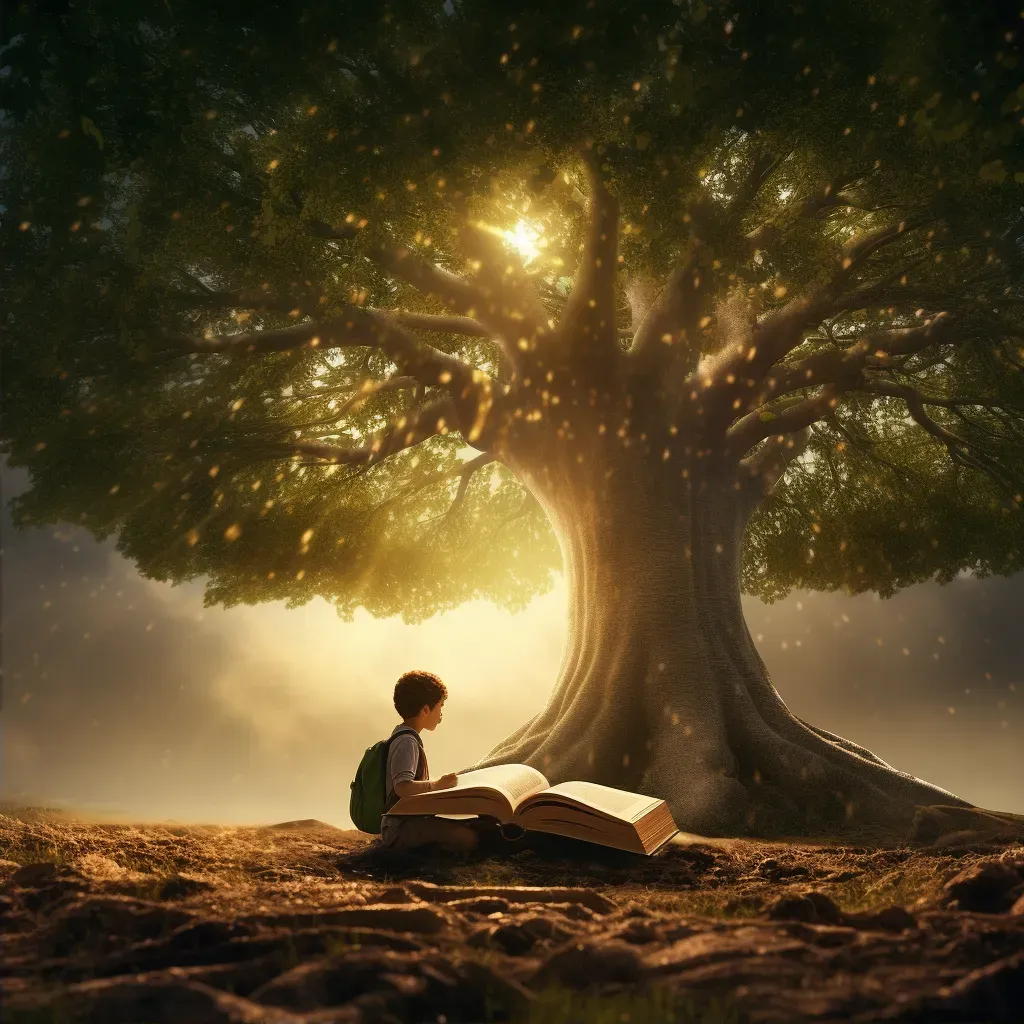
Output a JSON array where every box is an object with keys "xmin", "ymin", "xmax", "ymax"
[{"xmin": 475, "ymin": 451, "xmax": 973, "ymax": 841}]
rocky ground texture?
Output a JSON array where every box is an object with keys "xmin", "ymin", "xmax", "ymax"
[{"xmin": 1, "ymin": 810, "xmax": 1023, "ymax": 1023}]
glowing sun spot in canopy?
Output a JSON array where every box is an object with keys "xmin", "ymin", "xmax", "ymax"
[{"xmin": 503, "ymin": 219, "xmax": 543, "ymax": 263}]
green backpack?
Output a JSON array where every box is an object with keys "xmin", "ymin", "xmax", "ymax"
[{"xmin": 349, "ymin": 727, "xmax": 423, "ymax": 834}]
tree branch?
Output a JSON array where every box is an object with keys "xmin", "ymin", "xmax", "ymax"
[
  {"xmin": 705, "ymin": 217, "xmax": 932, "ymax": 411},
  {"xmin": 367, "ymin": 244, "xmax": 539, "ymax": 372},
  {"xmin": 727, "ymin": 385, "xmax": 842, "ymax": 458},
  {"xmin": 628, "ymin": 247, "xmax": 706, "ymax": 371},
  {"xmin": 752, "ymin": 313, "xmax": 957, "ymax": 407},
  {"xmin": 333, "ymin": 375, "xmax": 420, "ymax": 418},
  {"xmin": 728, "ymin": 150, "xmax": 780, "ymax": 220},
  {"xmin": 858, "ymin": 379, "xmax": 1016, "ymax": 485},
  {"xmin": 305, "ymin": 218, "xmax": 359, "ymax": 241},
  {"xmin": 218, "ymin": 394, "xmax": 465, "ymax": 470},
  {"xmin": 558, "ymin": 147, "xmax": 622, "ymax": 369},
  {"xmin": 158, "ymin": 307, "xmax": 494, "ymax": 427},
  {"xmin": 388, "ymin": 310, "xmax": 492, "ymax": 337},
  {"xmin": 169, "ymin": 290, "xmax": 497, "ymax": 346},
  {"xmin": 740, "ymin": 427, "xmax": 811, "ymax": 498},
  {"xmin": 420, "ymin": 452, "xmax": 499, "ymax": 525}
]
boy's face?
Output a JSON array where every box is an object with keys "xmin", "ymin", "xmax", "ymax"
[{"xmin": 421, "ymin": 699, "xmax": 445, "ymax": 730}]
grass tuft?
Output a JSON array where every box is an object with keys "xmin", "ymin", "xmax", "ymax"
[{"xmin": 518, "ymin": 986, "xmax": 741, "ymax": 1024}]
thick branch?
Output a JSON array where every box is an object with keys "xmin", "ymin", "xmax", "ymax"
[
  {"xmin": 727, "ymin": 385, "xmax": 841, "ymax": 458},
  {"xmin": 161, "ymin": 307, "xmax": 492, "ymax": 428},
  {"xmin": 167, "ymin": 284, "xmax": 496, "ymax": 344},
  {"xmin": 733, "ymin": 218, "xmax": 930, "ymax": 379},
  {"xmin": 694, "ymin": 220, "xmax": 934, "ymax": 434},
  {"xmin": 233, "ymin": 395, "xmax": 465, "ymax": 470},
  {"xmin": 389, "ymin": 310, "xmax": 492, "ymax": 337},
  {"xmin": 368, "ymin": 244, "xmax": 539, "ymax": 370},
  {"xmin": 840, "ymin": 215, "xmax": 928, "ymax": 278},
  {"xmin": 753, "ymin": 314, "xmax": 957, "ymax": 407},
  {"xmin": 740, "ymin": 427, "xmax": 811, "ymax": 499},
  {"xmin": 558, "ymin": 148, "xmax": 621, "ymax": 369},
  {"xmin": 628, "ymin": 248, "xmax": 706, "ymax": 371}
]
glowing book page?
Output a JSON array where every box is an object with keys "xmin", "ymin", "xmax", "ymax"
[
  {"xmin": 387, "ymin": 764, "xmax": 549, "ymax": 821},
  {"xmin": 518, "ymin": 781, "xmax": 662, "ymax": 823}
]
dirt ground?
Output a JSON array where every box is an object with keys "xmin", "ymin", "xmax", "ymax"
[{"xmin": 1, "ymin": 808, "xmax": 1023, "ymax": 1023}]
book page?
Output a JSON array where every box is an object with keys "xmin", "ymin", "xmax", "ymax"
[
  {"xmin": 451, "ymin": 764, "xmax": 549, "ymax": 808},
  {"xmin": 523, "ymin": 780, "xmax": 662, "ymax": 823},
  {"xmin": 388, "ymin": 763, "xmax": 548, "ymax": 819}
]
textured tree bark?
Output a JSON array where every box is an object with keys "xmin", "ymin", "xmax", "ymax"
[{"xmin": 476, "ymin": 449, "xmax": 973, "ymax": 841}]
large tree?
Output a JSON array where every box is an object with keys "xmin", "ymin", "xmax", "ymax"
[{"xmin": 4, "ymin": 0, "xmax": 1024, "ymax": 839}]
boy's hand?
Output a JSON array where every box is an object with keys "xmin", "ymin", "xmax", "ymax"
[{"xmin": 433, "ymin": 773, "xmax": 459, "ymax": 791}]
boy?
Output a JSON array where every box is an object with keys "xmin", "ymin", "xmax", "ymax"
[{"xmin": 380, "ymin": 670, "xmax": 482, "ymax": 854}]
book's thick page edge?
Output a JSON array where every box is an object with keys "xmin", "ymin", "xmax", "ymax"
[
  {"xmin": 644, "ymin": 828, "xmax": 681, "ymax": 856},
  {"xmin": 519, "ymin": 819, "xmax": 680, "ymax": 856},
  {"xmin": 517, "ymin": 816, "xmax": 645, "ymax": 854}
]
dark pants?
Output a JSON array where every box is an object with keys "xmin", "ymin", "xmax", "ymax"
[{"xmin": 380, "ymin": 815, "xmax": 509, "ymax": 854}]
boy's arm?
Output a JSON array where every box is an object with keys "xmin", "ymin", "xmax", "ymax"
[{"xmin": 394, "ymin": 773, "xmax": 457, "ymax": 798}]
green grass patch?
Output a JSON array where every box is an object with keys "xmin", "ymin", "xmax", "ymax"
[
  {"xmin": 826, "ymin": 859, "xmax": 955, "ymax": 912},
  {"xmin": 518, "ymin": 986, "xmax": 741, "ymax": 1024}
]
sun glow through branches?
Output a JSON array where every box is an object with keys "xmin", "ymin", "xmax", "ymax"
[{"xmin": 503, "ymin": 219, "xmax": 543, "ymax": 263}]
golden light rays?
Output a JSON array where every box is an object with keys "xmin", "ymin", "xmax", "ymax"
[{"xmin": 503, "ymin": 218, "xmax": 544, "ymax": 263}]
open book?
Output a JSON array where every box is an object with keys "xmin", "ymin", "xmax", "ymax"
[{"xmin": 387, "ymin": 764, "xmax": 678, "ymax": 855}]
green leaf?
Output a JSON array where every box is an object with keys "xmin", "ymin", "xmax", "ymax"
[
  {"xmin": 80, "ymin": 115, "xmax": 104, "ymax": 150},
  {"xmin": 979, "ymin": 159, "xmax": 1008, "ymax": 184},
  {"xmin": 124, "ymin": 203, "xmax": 141, "ymax": 265}
]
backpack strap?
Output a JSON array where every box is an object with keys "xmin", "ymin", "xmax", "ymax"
[
  {"xmin": 387, "ymin": 724, "xmax": 423, "ymax": 746},
  {"xmin": 383, "ymin": 726, "xmax": 426, "ymax": 812}
]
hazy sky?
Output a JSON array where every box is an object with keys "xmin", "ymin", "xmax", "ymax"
[{"xmin": 3, "ymin": 463, "xmax": 1022, "ymax": 827}]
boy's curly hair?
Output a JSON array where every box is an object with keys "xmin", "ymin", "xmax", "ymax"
[{"xmin": 393, "ymin": 670, "xmax": 448, "ymax": 719}]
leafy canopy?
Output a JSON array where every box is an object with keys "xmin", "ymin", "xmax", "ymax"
[{"xmin": 2, "ymin": 0, "xmax": 1023, "ymax": 619}]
